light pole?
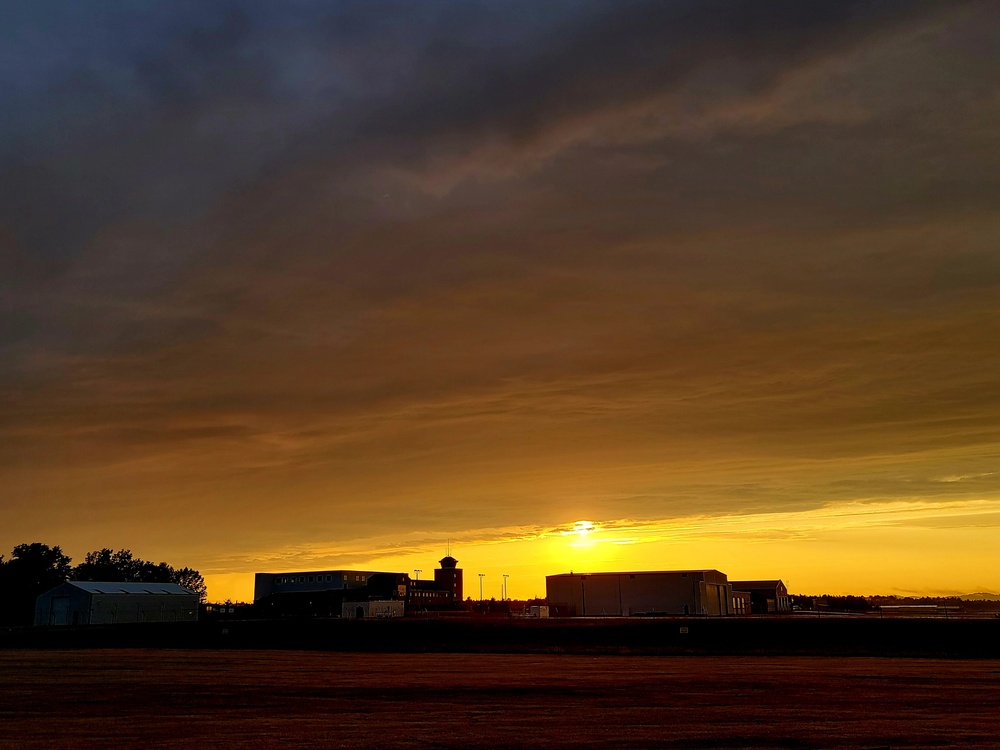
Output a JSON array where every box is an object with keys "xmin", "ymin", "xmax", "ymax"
[
  {"xmin": 478, "ymin": 573, "xmax": 485, "ymax": 601},
  {"xmin": 414, "ymin": 569, "xmax": 421, "ymax": 581},
  {"xmin": 502, "ymin": 574, "xmax": 509, "ymax": 600}
]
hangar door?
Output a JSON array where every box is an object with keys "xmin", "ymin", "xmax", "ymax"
[{"xmin": 47, "ymin": 596, "xmax": 71, "ymax": 626}]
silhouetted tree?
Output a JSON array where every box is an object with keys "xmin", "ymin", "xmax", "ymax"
[
  {"xmin": 73, "ymin": 548, "xmax": 207, "ymax": 602},
  {"xmin": 72, "ymin": 548, "xmax": 125, "ymax": 582},
  {"xmin": 0, "ymin": 543, "xmax": 73, "ymax": 626},
  {"xmin": 172, "ymin": 567, "xmax": 207, "ymax": 602},
  {"xmin": 818, "ymin": 595, "xmax": 871, "ymax": 612}
]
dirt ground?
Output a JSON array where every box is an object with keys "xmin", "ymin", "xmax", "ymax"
[{"xmin": 2, "ymin": 650, "xmax": 998, "ymax": 749}]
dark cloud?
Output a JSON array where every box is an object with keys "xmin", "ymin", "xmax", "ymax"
[
  {"xmin": 362, "ymin": 1, "xmax": 939, "ymax": 143},
  {"xmin": 4, "ymin": 0, "xmax": 986, "ymax": 270}
]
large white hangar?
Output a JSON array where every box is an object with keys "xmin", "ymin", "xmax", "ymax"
[
  {"xmin": 546, "ymin": 570, "xmax": 734, "ymax": 617},
  {"xmin": 34, "ymin": 582, "xmax": 199, "ymax": 626}
]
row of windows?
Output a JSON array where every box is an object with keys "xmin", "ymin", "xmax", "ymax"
[
  {"xmin": 273, "ymin": 574, "xmax": 367, "ymax": 585},
  {"xmin": 412, "ymin": 591, "xmax": 461, "ymax": 600},
  {"xmin": 275, "ymin": 575, "xmax": 334, "ymax": 584}
]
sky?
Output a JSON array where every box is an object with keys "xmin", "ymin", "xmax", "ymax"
[{"xmin": 3, "ymin": 1, "xmax": 999, "ymax": 602}]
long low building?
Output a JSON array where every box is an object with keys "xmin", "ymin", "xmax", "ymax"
[
  {"xmin": 35, "ymin": 581, "xmax": 199, "ymax": 626},
  {"xmin": 253, "ymin": 570, "xmax": 391, "ymax": 601},
  {"xmin": 546, "ymin": 570, "xmax": 734, "ymax": 616}
]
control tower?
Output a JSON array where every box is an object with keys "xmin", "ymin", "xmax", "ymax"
[{"xmin": 434, "ymin": 555, "xmax": 463, "ymax": 601}]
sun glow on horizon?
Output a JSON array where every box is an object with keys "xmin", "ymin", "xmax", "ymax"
[
  {"xmin": 563, "ymin": 520, "xmax": 597, "ymax": 544},
  {"xmin": 199, "ymin": 495, "xmax": 1000, "ymax": 604}
]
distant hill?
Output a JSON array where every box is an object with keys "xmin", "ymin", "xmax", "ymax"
[{"xmin": 961, "ymin": 592, "xmax": 1000, "ymax": 601}]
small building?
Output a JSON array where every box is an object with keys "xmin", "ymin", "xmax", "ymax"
[
  {"xmin": 408, "ymin": 579, "xmax": 455, "ymax": 608},
  {"xmin": 546, "ymin": 570, "xmax": 733, "ymax": 617},
  {"xmin": 34, "ymin": 581, "xmax": 199, "ymax": 626},
  {"xmin": 729, "ymin": 580, "xmax": 790, "ymax": 614},
  {"xmin": 341, "ymin": 600, "xmax": 405, "ymax": 619},
  {"xmin": 732, "ymin": 590, "xmax": 751, "ymax": 616},
  {"xmin": 364, "ymin": 572, "xmax": 409, "ymax": 601}
]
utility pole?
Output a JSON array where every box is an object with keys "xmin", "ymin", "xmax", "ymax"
[
  {"xmin": 502, "ymin": 574, "xmax": 509, "ymax": 600},
  {"xmin": 478, "ymin": 573, "xmax": 485, "ymax": 601}
]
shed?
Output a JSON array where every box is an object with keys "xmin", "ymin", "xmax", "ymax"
[{"xmin": 34, "ymin": 581, "xmax": 199, "ymax": 626}]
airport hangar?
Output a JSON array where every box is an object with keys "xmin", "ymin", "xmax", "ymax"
[
  {"xmin": 546, "ymin": 570, "xmax": 734, "ymax": 616},
  {"xmin": 34, "ymin": 581, "xmax": 199, "ymax": 626}
]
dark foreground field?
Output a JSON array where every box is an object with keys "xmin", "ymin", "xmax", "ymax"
[
  {"xmin": 2, "ymin": 650, "xmax": 998, "ymax": 749},
  {"xmin": 9, "ymin": 616, "xmax": 1000, "ymax": 657}
]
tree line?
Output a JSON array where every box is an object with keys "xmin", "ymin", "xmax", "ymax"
[
  {"xmin": 0, "ymin": 542, "xmax": 207, "ymax": 627},
  {"xmin": 790, "ymin": 593, "xmax": 999, "ymax": 614}
]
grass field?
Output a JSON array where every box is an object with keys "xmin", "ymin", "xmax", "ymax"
[{"xmin": 2, "ymin": 650, "xmax": 999, "ymax": 749}]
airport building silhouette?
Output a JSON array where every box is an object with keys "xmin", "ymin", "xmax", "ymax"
[
  {"xmin": 546, "ymin": 570, "xmax": 734, "ymax": 617},
  {"xmin": 252, "ymin": 556, "xmax": 464, "ymax": 618},
  {"xmin": 33, "ymin": 555, "xmax": 789, "ymax": 623}
]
